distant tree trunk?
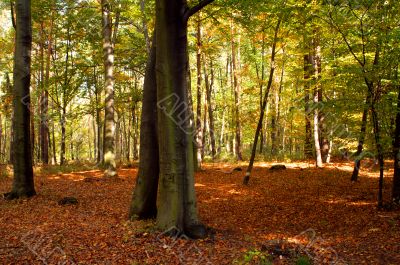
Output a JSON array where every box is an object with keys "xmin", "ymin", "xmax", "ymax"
[
  {"xmin": 231, "ymin": 22, "xmax": 242, "ymax": 161},
  {"xmin": 0, "ymin": 114, "xmax": 2, "ymax": 163},
  {"xmin": 304, "ymin": 53, "xmax": 313, "ymax": 159},
  {"xmin": 351, "ymin": 92, "xmax": 371, "ymax": 181},
  {"xmin": 195, "ymin": 16, "xmax": 203, "ymax": 169},
  {"xmin": 271, "ymin": 86, "xmax": 279, "ymax": 157},
  {"xmin": 102, "ymin": 0, "xmax": 117, "ymax": 177},
  {"xmin": 313, "ymin": 44, "xmax": 323, "ymax": 168},
  {"xmin": 244, "ymin": 19, "xmax": 281, "ymax": 185},
  {"xmin": 371, "ymin": 100, "xmax": 384, "ymax": 208},
  {"xmin": 204, "ymin": 58, "xmax": 216, "ymax": 159},
  {"xmin": 40, "ymin": 20, "xmax": 51, "ymax": 165},
  {"xmin": 392, "ymin": 85, "xmax": 400, "ymax": 204},
  {"xmin": 6, "ymin": 0, "xmax": 36, "ymax": 199},
  {"xmin": 129, "ymin": 34, "xmax": 159, "ymax": 219},
  {"xmin": 51, "ymin": 113, "xmax": 57, "ymax": 165},
  {"xmin": 60, "ymin": 106, "xmax": 66, "ymax": 165}
]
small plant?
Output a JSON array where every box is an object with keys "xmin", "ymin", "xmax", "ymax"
[
  {"xmin": 235, "ymin": 249, "xmax": 273, "ymax": 265},
  {"xmin": 295, "ymin": 255, "xmax": 312, "ymax": 265}
]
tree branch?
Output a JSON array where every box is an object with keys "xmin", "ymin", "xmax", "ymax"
[{"xmin": 183, "ymin": 0, "xmax": 215, "ymax": 22}]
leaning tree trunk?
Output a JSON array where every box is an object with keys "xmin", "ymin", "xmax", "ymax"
[
  {"xmin": 392, "ymin": 85, "xmax": 400, "ymax": 204},
  {"xmin": 102, "ymin": 0, "xmax": 117, "ymax": 177},
  {"xmin": 243, "ymin": 19, "xmax": 281, "ymax": 185},
  {"xmin": 351, "ymin": 91, "xmax": 371, "ymax": 181},
  {"xmin": 6, "ymin": 0, "xmax": 36, "ymax": 199},
  {"xmin": 129, "ymin": 35, "xmax": 159, "ymax": 219}
]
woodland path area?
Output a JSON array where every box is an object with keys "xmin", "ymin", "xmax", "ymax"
[{"xmin": 0, "ymin": 162, "xmax": 399, "ymax": 265}]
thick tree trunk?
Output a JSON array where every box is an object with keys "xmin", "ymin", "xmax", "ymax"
[
  {"xmin": 129, "ymin": 34, "xmax": 159, "ymax": 219},
  {"xmin": 392, "ymin": 86, "xmax": 400, "ymax": 204},
  {"xmin": 244, "ymin": 19, "xmax": 281, "ymax": 185},
  {"xmin": 102, "ymin": 0, "xmax": 117, "ymax": 177},
  {"xmin": 6, "ymin": 0, "xmax": 36, "ymax": 199},
  {"xmin": 155, "ymin": 0, "xmax": 205, "ymax": 238}
]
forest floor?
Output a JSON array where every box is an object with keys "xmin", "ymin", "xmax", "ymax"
[{"xmin": 0, "ymin": 161, "xmax": 399, "ymax": 265}]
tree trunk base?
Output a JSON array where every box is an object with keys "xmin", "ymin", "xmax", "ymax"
[{"xmin": 4, "ymin": 190, "xmax": 36, "ymax": 200}]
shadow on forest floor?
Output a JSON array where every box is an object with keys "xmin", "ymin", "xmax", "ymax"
[{"xmin": 0, "ymin": 161, "xmax": 399, "ymax": 264}]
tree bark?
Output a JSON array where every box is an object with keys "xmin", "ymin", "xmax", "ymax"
[
  {"xmin": 350, "ymin": 92, "xmax": 371, "ymax": 181},
  {"xmin": 231, "ymin": 22, "xmax": 242, "ymax": 161},
  {"xmin": 102, "ymin": 0, "xmax": 117, "ymax": 177},
  {"xmin": 155, "ymin": 0, "xmax": 206, "ymax": 238},
  {"xmin": 204, "ymin": 59, "xmax": 216, "ymax": 159},
  {"xmin": 195, "ymin": 16, "xmax": 203, "ymax": 169},
  {"xmin": 6, "ymin": 0, "xmax": 36, "ymax": 199},
  {"xmin": 304, "ymin": 53, "xmax": 313, "ymax": 159},
  {"xmin": 392, "ymin": 85, "xmax": 400, "ymax": 204},
  {"xmin": 129, "ymin": 34, "xmax": 159, "ymax": 219}
]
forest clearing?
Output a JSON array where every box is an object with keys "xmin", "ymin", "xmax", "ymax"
[{"xmin": 1, "ymin": 161, "xmax": 399, "ymax": 264}]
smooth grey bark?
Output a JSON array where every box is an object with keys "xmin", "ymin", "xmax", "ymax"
[
  {"xmin": 155, "ymin": 0, "xmax": 213, "ymax": 238},
  {"xmin": 6, "ymin": 0, "xmax": 36, "ymax": 199},
  {"xmin": 313, "ymin": 45, "xmax": 323, "ymax": 168},
  {"xmin": 102, "ymin": 0, "xmax": 117, "ymax": 177}
]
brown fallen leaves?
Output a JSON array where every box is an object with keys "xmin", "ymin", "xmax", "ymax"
[{"xmin": 0, "ymin": 161, "xmax": 399, "ymax": 264}]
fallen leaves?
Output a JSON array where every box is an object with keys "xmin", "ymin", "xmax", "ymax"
[{"xmin": 0, "ymin": 161, "xmax": 399, "ymax": 264}]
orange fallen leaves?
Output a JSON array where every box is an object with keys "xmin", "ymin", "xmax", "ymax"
[{"xmin": 0, "ymin": 162, "xmax": 399, "ymax": 264}]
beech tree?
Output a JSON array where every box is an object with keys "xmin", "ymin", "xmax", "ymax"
[
  {"xmin": 5, "ymin": 0, "xmax": 36, "ymax": 199},
  {"xmin": 129, "ymin": 0, "xmax": 215, "ymax": 238}
]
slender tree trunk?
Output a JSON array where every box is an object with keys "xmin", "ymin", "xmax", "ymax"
[
  {"xmin": 102, "ymin": 0, "xmax": 117, "ymax": 177},
  {"xmin": 6, "ymin": 0, "xmax": 36, "ymax": 199},
  {"xmin": 313, "ymin": 44, "xmax": 323, "ymax": 168},
  {"xmin": 204, "ymin": 59, "xmax": 216, "ymax": 159},
  {"xmin": 40, "ymin": 20, "xmax": 51, "ymax": 165},
  {"xmin": 351, "ymin": 92, "xmax": 371, "ymax": 181},
  {"xmin": 231, "ymin": 22, "xmax": 242, "ymax": 161},
  {"xmin": 60, "ymin": 107, "xmax": 66, "ymax": 165},
  {"xmin": 392, "ymin": 85, "xmax": 400, "ymax": 204},
  {"xmin": 0, "ymin": 114, "xmax": 2, "ymax": 163},
  {"xmin": 195, "ymin": 16, "xmax": 203, "ymax": 169},
  {"xmin": 244, "ymin": 19, "xmax": 281, "ymax": 185},
  {"xmin": 304, "ymin": 52, "xmax": 313, "ymax": 159}
]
